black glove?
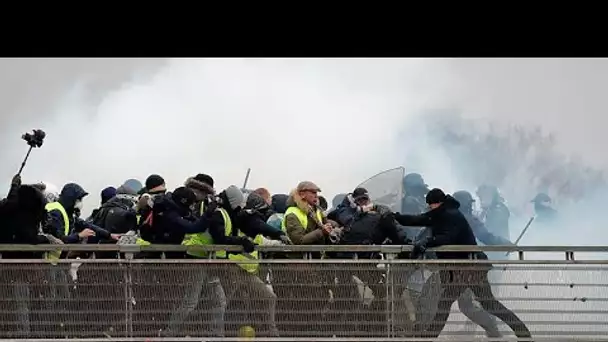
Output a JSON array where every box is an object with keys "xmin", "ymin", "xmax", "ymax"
[
  {"xmin": 239, "ymin": 237, "xmax": 256, "ymax": 253},
  {"xmin": 410, "ymin": 241, "xmax": 427, "ymax": 259},
  {"xmin": 11, "ymin": 174, "xmax": 21, "ymax": 188}
]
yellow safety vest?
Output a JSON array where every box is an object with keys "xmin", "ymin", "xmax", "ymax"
[
  {"xmin": 183, "ymin": 206, "xmax": 262, "ymax": 273},
  {"xmin": 281, "ymin": 206, "xmax": 324, "ymax": 232},
  {"xmin": 223, "ymin": 208, "xmax": 263, "ymax": 274},
  {"xmin": 182, "ymin": 202, "xmax": 213, "ymax": 257},
  {"xmin": 45, "ymin": 202, "xmax": 70, "ymax": 236}
]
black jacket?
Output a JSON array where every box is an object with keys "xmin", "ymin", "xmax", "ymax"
[
  {"xmin": 0, "ymin": 183, "xmax": 49, "ymax": 259},
  {"xmin": 394, "ymin": 196, "xmax": 478, "ymax": 259},
  {"xmin": 332, "ymin": 205, "xmax": 409, "ymax": 259},
  {"xmin": 140, "ymin": 193, "xmax": 209, "ymax": 245},
  {"xmin": 90, "ymin": 195, "xmax": 138, "ymax": 235},
  {"xmin": 236, "ymin": 209, "xmax": 285, "ymax": 240}
]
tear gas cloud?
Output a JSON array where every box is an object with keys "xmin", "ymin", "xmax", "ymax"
[{"xmin": 1, "ymin": 58, "xmax": 607, "ymax": 255}]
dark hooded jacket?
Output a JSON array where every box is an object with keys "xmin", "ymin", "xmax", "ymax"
[
  {"xmin": 394, "ymin": 195, "xmax": 478, "ymax": 260},
  {"xmin": 236, "ymin": 192, "xmax": 285, "ymax": 240},
  {"xmin": 0, "ymin": 183, "xmax": 49, "ymax": 259},
  {"xmin": 90, "ymin": 193, "xmax": 138, "ymax": 236},
  {"xmin": 45, "ymin": 183, "xmax": 111, "ymax": 244},
  {"xmin": 140, "ymin": 190, "xmax": 209, "ymax": 245}
]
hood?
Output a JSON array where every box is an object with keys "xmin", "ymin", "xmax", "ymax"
[
  {"xmin": 185, "ymin": 177, "xmax": 215, "ymax": 199},
  {"xmin": 59, "ymin": 183, "xmax": 88, "ymax": 210},
  {"xmin": 271, "ymin": 194, "xmax": 289, "ymax": 214}
]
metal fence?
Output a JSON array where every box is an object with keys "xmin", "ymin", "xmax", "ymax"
[{"xmin": 1, "ymin": 245, "xmax": 608, "ymax": 342}]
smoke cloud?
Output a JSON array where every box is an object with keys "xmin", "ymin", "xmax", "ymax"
[{"xmin": 1, "ymin": 58, "xmax": 607, "ymax": 252}]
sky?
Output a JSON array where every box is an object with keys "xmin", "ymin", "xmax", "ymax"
[{"xmin": 1, "ymin": 58, "xmax": 607, "ymax": 247}]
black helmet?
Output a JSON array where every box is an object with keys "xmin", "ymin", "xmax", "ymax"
[
  {"xmin": 453, "ymin": 190, "xmax": 475, "ymax": 205},
  {"xmin": 403, "ymin": 173, "xmax": 426, "ymax": 187},
  {"xmin": 531, "ymin": 192, "xmax": 551, "ymax": 204}
]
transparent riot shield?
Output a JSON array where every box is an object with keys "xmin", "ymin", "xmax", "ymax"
[{"xmin": 356, "ymin": 166, "xmax": 405, "ymax": 212}]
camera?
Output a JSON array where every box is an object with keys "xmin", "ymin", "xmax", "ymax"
[{"xmin": 22, "ymin": 129, "xmax": 46, "ymax": 148}]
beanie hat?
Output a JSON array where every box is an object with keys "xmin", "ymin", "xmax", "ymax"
[
  {"xmin": 426, "ymin": 188, "xmax": 447, "ymax": 204},
  {"xmin": 352, "ymin": 187, "xmax": 370, "ymax": 201},
  {"xmin": 101, "ymin": 187, "xmax": 117, "ymax": 204},
  {"xmin": 145, "ymin": 174, "xmax": 165, "ymax": 191},
  {"xmin": 246, "ymin": 192, "xmax": 269, "ymax": 211},
  {"xmin": 224, "ymin": 185, "xmax": 245, "ymax": 211},
  {"xmin": 172, "ymin": 186, "xmax": 197, "ymax": 208},
  {"xmin": 194, "ymin": 174, "xmax": 214, "ymax": 188}
]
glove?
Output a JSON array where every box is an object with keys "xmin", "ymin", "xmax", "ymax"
[
  {"xmin": 410, "ymin": 241, "xmax": 427, "ymax": 259},
  {"xmin": 279, "ymin": 234, "xmax": 293, "ymax": 245},
  {"xmin": 239, "ymin": 237, "xmax": 256, "ymax": 254},
  {"xmin": 11, "ymin": 174, "xmax": 21, "ymax": 188}
]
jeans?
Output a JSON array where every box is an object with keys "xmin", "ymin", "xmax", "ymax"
[
  {"xmin": 167, "ymin": 268, "xmax": 227, "ymax": 337},
  {"xmin": 422, "ymin": 267, "xmax": 532, "ymax": 341}
]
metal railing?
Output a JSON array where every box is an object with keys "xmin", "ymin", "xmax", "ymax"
[{"xmin": 0, "ymin": 245, "xmax": 607, "ymax": 341}]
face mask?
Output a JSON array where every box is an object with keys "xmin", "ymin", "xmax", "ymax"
[{"xmin": 74, "ymin": 199, "xmax": 83, "ymax": 210}]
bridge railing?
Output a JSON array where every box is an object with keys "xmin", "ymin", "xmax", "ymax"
[{"xmin": 0, "ymin": 245, "xmax": 607, "ymax": 341}]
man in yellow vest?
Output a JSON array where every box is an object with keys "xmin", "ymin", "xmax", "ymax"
[
  {"xmin": 277, "ymin": 181, "xmax": 336, "ymax": 336},
  {"xmin": 282, "ymin": 181, "xmax": 334, "ymax": 246},
  {"xmin": 165, "ymin": 185, "xmax": 256, "ymax": 338},
  {"xmin": 45, "ymin": 183, "xmax": 118, "ymax": 244}
]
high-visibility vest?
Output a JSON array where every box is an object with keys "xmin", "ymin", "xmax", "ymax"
[
  {"xmin": 281, "ymin": 206, "xmax": 323, "ymax": 232},
  {"xmin": 45, "ymin": 202, "xmax": 70, "ymax": 236},
  {"xmin": 136, "ymin": 237, "xmax": 150, "ymax": 246},
  {"xmin": 222, "ymin": 208, "xmax": 263, "ymax": 274},
  {"xmin": 182, "ymin": 202, "xmax": 213, "ymax": 257}
]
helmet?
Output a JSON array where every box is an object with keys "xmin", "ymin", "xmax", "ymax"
[
  {"xmin": 403, "ymin": 173, "xmax": 427, "ymax": 187},
  {"xmin": 531, "ymin": 192, "xmax": 551, "ymax": 204},
  {"xmin": 453, "ymin": 190, "xmax": 475, "ymax": 205}
]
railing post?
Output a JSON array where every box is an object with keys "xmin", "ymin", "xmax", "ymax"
[{"xmin": 385, "ymin": 251, "xmax": 396, "ymax": 338}]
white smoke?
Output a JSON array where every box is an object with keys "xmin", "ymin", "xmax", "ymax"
[{"xmin": 2, "ymin": 58, "xmax": 607, "ymax": 251}]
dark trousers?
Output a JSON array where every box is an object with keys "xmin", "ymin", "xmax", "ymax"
[{"xmin": 423, "ymin": 267, "xmax": 532, "ymax": 341}]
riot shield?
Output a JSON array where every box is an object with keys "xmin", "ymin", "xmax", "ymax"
[{"xmin": 356, "ymin": 166, "xmax": 405, "ymax": 212}]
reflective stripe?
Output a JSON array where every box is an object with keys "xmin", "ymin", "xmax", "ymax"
[
  {"xmin": 45, "ymin": 202, "xmax": 70, "ymax": 236},
  {"xmin": 223, "ymin": 208, "xmax": 261, "ymax": 274},
  {"xmin": 281, "ymin": 206, "xmax": 323, "ymax": 232},
  {"xmin": 136, "ymin": 238, "xmax": 150, "ymax": 246},
  {"xmin": 183, "ymin": 202, "xmax": 214, "ymax": 258},
  {"xmin": 136, "ymin": 215, "xmax": 141, "ymax": 225}
]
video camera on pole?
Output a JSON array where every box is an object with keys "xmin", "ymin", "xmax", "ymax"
[{"xmin": 18, "ymin": 129, "xmax": 46, "ymax": 175}]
